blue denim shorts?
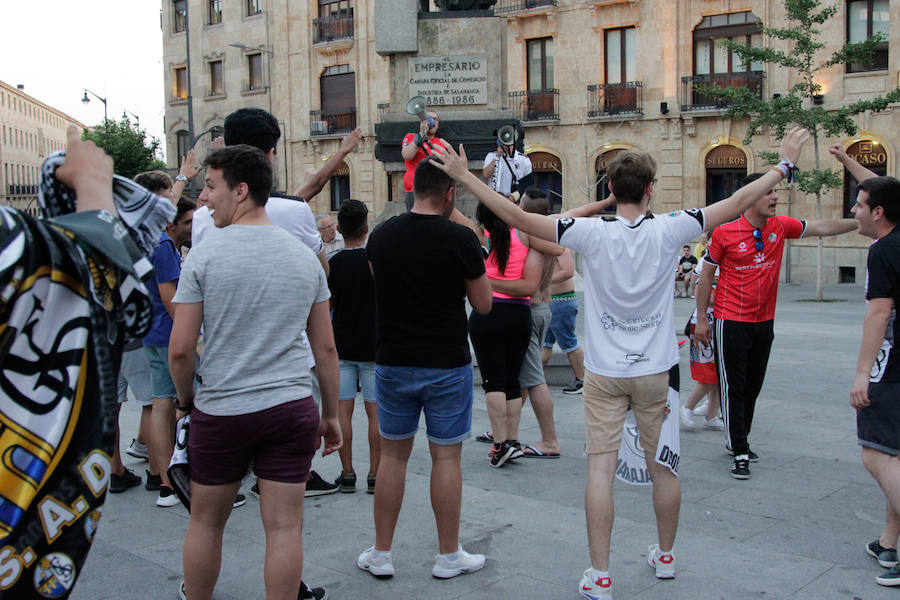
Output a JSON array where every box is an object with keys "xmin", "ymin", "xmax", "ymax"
[
  {"xmin": 543, "ymin": 297, "xmax": 580, "ymax": 354},
  {"xmin": 143, "ymin": 344, "xmax": 177, "ymax": 399},
  {"xmin": 375, "ymin": 364, "xmax": 473, "ymax": 445},
  {"xmin": 339, "ymin": 359, "xmax": 376, "ymax": 402}
]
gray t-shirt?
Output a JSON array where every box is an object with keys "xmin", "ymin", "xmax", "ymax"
[{"xmin": 173, "ymin": 225, "xmax": 330, "ymax": 416}]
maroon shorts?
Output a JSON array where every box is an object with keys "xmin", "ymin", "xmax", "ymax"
[{"xmin": 188, "ymin": 397, "xmax": 319, "ymax": 486}]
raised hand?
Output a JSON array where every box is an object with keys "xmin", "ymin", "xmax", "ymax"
[
  {"xmin": 340, "ymin": 127, "xmax": 363, "ymax": 154},
  {"xmin": 429, "ymin": 142, "xmax": 469, "ymax": 181},
  {"xmin": 779, "ymin": 126, "xmax": 811, "ymax": 165}
]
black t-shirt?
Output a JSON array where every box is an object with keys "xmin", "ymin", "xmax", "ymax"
[
  {"xmin": 328, "ymin": 247, "xmax": 376, "ymax": 361},
  {"xmin": 367, "ymin": 212, "xmax": 486, "ymax": 368},
  {"xmin": 866, "ymin": 225, "xmax": 900, "ymax": 383},
  {"xmin": 679, "ymin": 255, "xmax": 698, "ymax": 273}
]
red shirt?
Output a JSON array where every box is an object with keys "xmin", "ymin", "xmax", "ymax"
[
  {"xmin": 402, "ymin": 133, "xmax": 447, "ymax": 192},
  {"xmin": 707, "ymin": 214, "xmax": 806, "ymax": 322}
]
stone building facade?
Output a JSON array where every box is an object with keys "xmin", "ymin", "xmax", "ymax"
[
  {"xmin": 162, "ymin": 0, "xmax": 898, "ymax": 283},
  {"xmin": 0, "ymin": 81, "xmax": 84, "ymax": 216}
]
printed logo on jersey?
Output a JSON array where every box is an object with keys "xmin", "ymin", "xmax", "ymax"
[
  {"xmin": 33, "ymin": 553, "xmax": 75, "ymax": 598},
  {"xmin": 683, "ymin": 208, "xmax": 704, "ymax": 228},
  {"xmin": 738, "ymin": 241, "xmax": 748, "ymax": 252},
  {"xmin": 769, "ymin": 232, "xmax": 777, "ymax": 243},
  {"xmin": 557, "ymin": 217, "xmax": 576, "ymax": 240},
  {"xmin": 754, "ymin": 252, "xmax": 766, "ymax": 264}
]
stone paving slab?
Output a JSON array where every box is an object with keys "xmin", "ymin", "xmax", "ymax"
[{"xmin": 72, "ymin": 283, "xmax": 900, "ymax": 599}]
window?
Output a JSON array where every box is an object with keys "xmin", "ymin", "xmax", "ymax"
[
  {"xmin": 319, "ymin": 66, "xmax": 357, "ymax": 133},
  {"xmin": 847, "ymin": 0, "xmax": 889, "ymax": 72},
  {"xmin": 174, "ymin": 67, "xmax": 188, "ymax": 99},
  {"xmin": 208, "ymin": 0, "xmax": 222, "ymax": 25},
  {"xmin": 316, "ymin": 0, "xmax": 353, "ymax": 42},
  {"xmin": 176, "ymin": 130, "xmax": 191, "ymax": 162},
  {"xmin": 248, "ymin": 53, "xmax": 264, "ymax": 90},
  {"xmin": 693, "ymin": 11, "xmax": 763, "ymax": 75},
  {"xmin": 208, "ymin": 60, "xmax": 224, "ymax": 95},
  {"xmin": 330, "ymin": 175, "xmax": 350, "ymax": 211},
  {"xmin": 526, "ymin": 37, "xmax": 553, "ymax": 90},
  {"xmin": 173, "ymin": 0, "xmax": 186, "ymax": 33},
  {"xmin": 605, "ymin": 27, "xmax": 636, "ymax": 84},
  {"xmin": 247, "ymin": 0, "xmax": 262, "ymax": 15}
]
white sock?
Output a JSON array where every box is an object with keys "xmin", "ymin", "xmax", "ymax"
[
  {"xmin": 371, "ymin": 548, "xmax": 391, "ymax": 559},
  {"xmin": 439, "ymin": 551, "xmax": 460, "ymax": 561},
  {"xmin": 589, "ymin": 568, "xmax": 610, "ymax": 583}
]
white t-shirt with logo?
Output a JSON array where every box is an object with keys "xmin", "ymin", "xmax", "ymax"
[
  {"xmin": 556, "ymin": 209, "xmax": 705, "ymax": 378},
  {"xmin": 482, "ymin": 150, "xmax": 533, "ymax": 195}
]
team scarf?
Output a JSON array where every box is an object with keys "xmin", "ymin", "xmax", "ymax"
[{"xmin": 0, "ymin": 153, "xmax": 172, "ymax": 598}]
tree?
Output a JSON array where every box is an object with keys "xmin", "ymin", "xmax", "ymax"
[
  {"xmin": 82, "ymin": 118, "xmax": 166, "ymax": 180},
  {"xmin": 705, "ymin": 0, "xmax": 900, "ymax": 299}
]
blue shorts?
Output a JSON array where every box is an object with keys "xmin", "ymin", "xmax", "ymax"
[
  {"xmin": 375, "ymin": 364, "xmax": 473, "ymax": 445},
  {"xmin": 339, "ymin": 359, "xmax": 376, "ymax": 402},
  {"xmin": 144, "ymin": 344, "xmax": 177, "ymax": 399},
  {"xmin": 543, "ymin": 297, "xmax": 580, "ymax": 354}
]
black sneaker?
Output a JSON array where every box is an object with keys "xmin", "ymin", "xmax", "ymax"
[
  {"xmin": 563, "ymin": 378, "xmax": 584, "ymax": 395},
  {"xmin": 335, "ymin": 472, "xmax": 357, "ymax": 493},
  {"xmin": 877, "ymin": 566, "xmax": 900, "ymax": 587},
  {"xmin": 232, "ymin": 493, "xmax": 246, "ymax": 508},
  {"xmin": 299, "ymin": 580, "xmax": 328, "ymax": 600},
  {"xmin": 868, "ymin": 540, "xmax": 899, "ymax": 568},
  {"xmin": 731, "ymin": 456, "xmax": 751, "ymax": 480},
  {"xmin": 508, "ymin": 440, "xmax": 525, "ymax": 461},
  {"xmin": 109, "ymin": 468, "xmax": 141, "ymax": 493},
  {"xmin": 145, "ymin": 470, "xmax": 162, "ymax": 491},
  {"xmin": 489, "ymin": 441, "xmax": 517, "ymax": 468},
  {"xmin": 305, "ymin": 471, "xmax": 340, "ymax": 497},
  {"xmin": 367, "ymin": 472, "xmax": 375, "ymax": 495},
  {"xmin": 250, "ymin": 482, "xmax": 260, "ymax": 500}
]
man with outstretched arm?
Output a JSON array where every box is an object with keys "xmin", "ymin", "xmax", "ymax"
[
  {"xmin": 694, "ymin": 166, "xmax": 858, "ymax": 480},
  {"xmin": 430, "ymin": 127, "xmax": 811, "ymax": 600}
]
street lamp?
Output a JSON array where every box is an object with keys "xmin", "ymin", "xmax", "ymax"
[
  {"xmin": 81, "ymin": 88, "xmax": 110, "ymax": 152},
  {"xmin": 122, "ymin": 109, "xmax": 140, "ymax": 128}
]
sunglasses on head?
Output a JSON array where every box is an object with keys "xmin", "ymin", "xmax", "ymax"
[{"xmin": 752, "ymin": 228, "xmax": 764, "ymax": 251}]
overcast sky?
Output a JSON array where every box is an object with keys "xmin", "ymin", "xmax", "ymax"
[{"xmin": 4, "ymin": 2, "xmax": 167, "ymax": 158}]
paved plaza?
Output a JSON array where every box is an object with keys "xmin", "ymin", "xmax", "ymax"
[{"xmin": 73, "ymin": 282, "xmax": 898, "ymax": 600}]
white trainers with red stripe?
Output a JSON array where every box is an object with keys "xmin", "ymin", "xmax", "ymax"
[
  {"xmin": 578, "ymin": 568, "xmax": 612, "ymax": 600},
  {"xmin": 647, "ymin": 544, "xmax": 676, "ymax": 578}
]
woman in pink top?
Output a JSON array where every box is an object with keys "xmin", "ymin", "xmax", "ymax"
[{"xmin": 469, "ymin": 202, "xmax": 542, "ymax": 468}]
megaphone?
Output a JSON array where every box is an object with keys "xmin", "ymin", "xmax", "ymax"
[
  {"xmin": 497, "ymin": 124, "xmax": 518, "ymax": 146},
  {"xmin": 405, "ymin": 96, "xmax": 434, "ymax": 127}
]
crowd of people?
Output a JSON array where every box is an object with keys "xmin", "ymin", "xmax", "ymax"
[{"xmin": 4, "ymin": 106, "xmax": 900, "ymax": 600}]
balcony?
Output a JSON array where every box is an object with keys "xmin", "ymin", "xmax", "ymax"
[
  {"xmin": 680, "ymin": 71, "xmax": 764, "ymax": 111},
  {"xmin": 587, "ymin": 82, "xmax": 643, "ymax": 117},
  {"xmin": 494, "ymin": 0, "xmax": 557, "ymax": 13},
  {"xmin": 310, "ymin": 109, "xmax": 357, "ymax": 137},
  {"xmin": 508, "ymin": 89, "xmax": 559, "ymax": 122},
  {"xmin": 313, "ymin": 15, "xmax": 354, "ymax": 44}
]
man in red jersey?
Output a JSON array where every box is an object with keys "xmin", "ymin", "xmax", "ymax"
[
  {"xmin": 400, "ymin": 111, "xmax": 446, "ymax": 211},
  {"xmin": 694, "ymin": 172, "xmax": 857, "ymax": 480}
]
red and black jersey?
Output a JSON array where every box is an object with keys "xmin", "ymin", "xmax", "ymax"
[
  {"xmin": 401, "ymin": 134, "xmax": 447, "ymax": 192},
  {"xmin": 706, "ymin": 214, "xmax": 806, "ymax": 322}
]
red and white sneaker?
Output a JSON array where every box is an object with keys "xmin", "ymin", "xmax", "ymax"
[
  {"xmin": 647, "ymin": 544, "xmax": 675, "ymax": 578},
  {"xmin": 578, "ymin": 568, "xmax": 612, "ymax": 600}
]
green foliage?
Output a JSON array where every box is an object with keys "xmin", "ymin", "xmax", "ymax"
[
  {"xmin": 700, "ymin": 0, "xmax": 899, "ymax": 197},
  {"xmin": 81, "ymin": 118, "xmax": 166, "ymax": 180}
]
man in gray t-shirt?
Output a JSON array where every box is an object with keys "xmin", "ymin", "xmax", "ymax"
[{"xmin": 169, "ymin": 145, "xmax": 341, "ymax": 600}]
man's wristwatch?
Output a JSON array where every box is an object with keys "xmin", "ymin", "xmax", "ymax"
[
  {"xmin": 174, "ymin": 399, "xmax": 193, "ymax": 412},
  {"xmin": 175, "ymin": 174, "xmax": 189, "ymax": 183}
]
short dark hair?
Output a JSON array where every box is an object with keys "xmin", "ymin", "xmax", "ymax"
[
  {"xmin": 607, "ymin": 150, "xmax": 656, "ymax": 205},
  {"xmin": 741, "ymin": 172, "xmax": 765, "ymax": 187},
  {"xmin": 683, "ymin": 245, "xmax": 690, "ymax": 250},
  {"xmin": 133, "ymin": 170, "xmax": 173, "ymax": 195},
  {"xmin": 521, "ymin": 188, "xmax": 549, "ymax": 215},
  {"xmin": 413, "ymin": 159, "xmax": 454, "ymax": 201},
  {"xmin": 859, "ymin": 176, "xmax": 900, "ymax": 224},
  {"xmin": 224, "ymin": 108, "xmax": 280, "ymax": 153},
  {"xmin": 337, "ymin": 199, "xmax": 368, "ymax": 239},
  {"xmin": 174, "ymin": 196, "xmax": 196, "ymax": 224},
  {"xmin": 203, "ymin": 145, "xmax": 272, "ymax": 206}
]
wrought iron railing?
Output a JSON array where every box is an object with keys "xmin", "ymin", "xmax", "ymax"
[
  {"xmin": 494, "ymin": 0, "xmax": 557, "ymax": 12},
  {"xmin": 680, "ymin": 71, "xmax": 764, "ymax": 111},
  {"xmin": 508, "ymin": 89, "xmax": 559, "ymax": 121},
  {"xmin": 587, "ymin": 81, "xmax": 643, "ymax": 117},
  {"xmin": 310, "ymin": 109, "xmax": 357, "ymax": 136},
  {"xmin": 377, "ymin": 103, "xmax": 391, "ymax": 121},
  {"xmin": 313, "ymin": 15, "xmax": 354, "ymax": 43}
]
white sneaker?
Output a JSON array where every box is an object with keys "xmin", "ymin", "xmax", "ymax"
[
  {"xmin": 357, "ymin": 546, "xmax": 395, "ymax": 577},
  {"xmin": 431, "ymin": 546, "xmax": 485, "ymax": 579},
  {"xmin": 703, "ymin": 416, "xmax": 725, "ymax": 431},
  {"xmin": 679, "ymin": 406, "xmax": 695, "ymax": 430},
  {"xmin": 125, "ymin": 439, "xmax": 149, "ymax": 460},
  {"xmin": 647, "ymin": 544, "xmax": 675, "ymax": 578},
  {"xmin": 156, "ymin": 487, "xmax": 180, "ymax": 508},
  {"xmin": 578, "ymin": 568, "xmax": 612, "ymax": 600},
  {"xmin": 692, "ymin": 400, "xmax": 709, "ymax": 416}
]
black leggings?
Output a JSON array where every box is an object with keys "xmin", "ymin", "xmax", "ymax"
[{"xmin": 469, "ymin": 301, "xmax": 531, "ymax": 398}]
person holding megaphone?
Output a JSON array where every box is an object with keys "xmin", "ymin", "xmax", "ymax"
[
  {"xmin": 482, "ymin": 125, "xmax": 533, "ymax": 203},
  {"xmin": 401, "ymin": 99, "xmax": 445, "ymax": 211}
]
